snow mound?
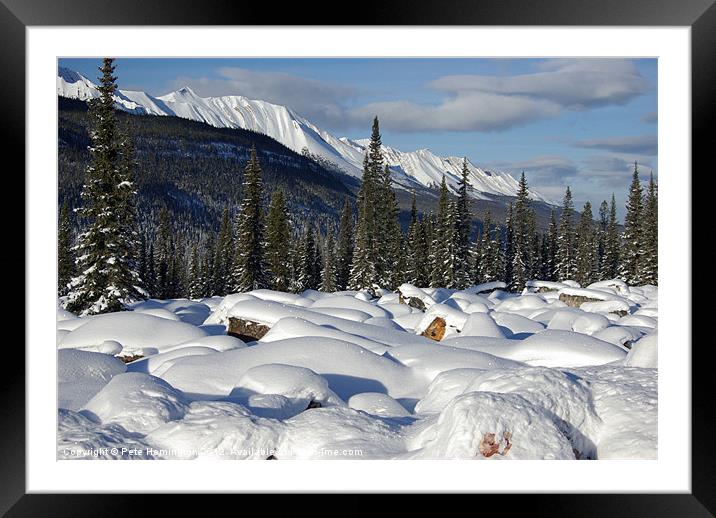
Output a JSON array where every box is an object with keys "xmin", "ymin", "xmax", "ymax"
[
  {"xmin": 230, "ymin": 363, "xmax": 343, "ymax": 411},
  {"xmin": 161, "ymin": 336, "xmax": 422, "ymax": 400},
  {"xmin": 460, "ymin": 313, "xmax": 506, "ymax": 338},
  {"xmin": 81, "ymin": 372, "xmax": 189, "ymax": 434},
  {"xmin": 58, "ymin": 312, "xmax": 208, "ymax": 355},
  {"xmin": 58, "ymin": 409, "xmax": 155, "ymax": 459},
  {"xmin": 348, "ymin": 392, "xmax": 411, "ymax": 418},
  {"xmin": 58, "ymin": 349, "xmax": 127, "ymax": 410},
  {"xmin": 146, "ymin": 401, "xmax": 281, "ymax": 459},
  {"xmin": 409, "ymin": 392, "xmax": 575, "ymax": 459},
  {"xmin": 624, "ymin": 333, "xmax": 657, "ymax": 368}
]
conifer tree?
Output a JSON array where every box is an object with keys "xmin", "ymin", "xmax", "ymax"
[
  {"xmin": 454, "ymin": 158, "xmax": 473, "ymax": 288},
  {"xmin": 574, "ymin": 201, "xmax": 597, "ymax": 286},
  {"xmin": 58, "ymin": 199, "xmax": 75, "ymax": 296},
  {"xmin": 406, "ymin": 191, "xmax": 421, "ymax": 285},
  {"xmin": 640, "ymin": 172, "xmax": 658, "ymax": 285},
  {"xmin": 430, "ymin": 176, "xmax": 456, "ymax": 288},
  {"xmin": 503, "ymin": 203, "xmax": 515, "ymax": 288},
  {"xmin": 200, "ymin": 233, "xmax": 215, "ymax": 296},
  {"xmin": 335, "ymin": 197, "xmax": 354, "ymax": 290},
  {"xmin": 620, "ymin": 163, "xmax": 643, "ymax": 284},
  {"xmin": 546, "ymin": 209, "xmax": 558, "ymax": 281},
  {"xmin": 320, "ymin": 229, "xmax": 337, "ymax": 292},
  {"xmin": 601, "ymin": 194, "xmax": 620, "ymax": 280},
  {"xmin": 296, "ymin": 226, "xmax": 318, "ymax": 292},
  {"xmin": 65, "ymin": 58, "xmax": 146, "ymax": 315},
  {"xmin": 265, "ymin": 190, "xmax": 291, "ymax": 291},
  {"xmin": 509, "ymin": 173, "xmax": 535, "ymax": 290},
  {"xmin": 213, "ymin": 208, "xmax": 234, "ymax": 295},
  {"xmin": 349, "ymin": 153, "xmax": 379, "ymax": 292},
  {"xmin": 188, "ymin": 244, "xmax": 203, "ymax": 298},
  {"xmin": 379, "ymin": 164, "xmax": 403, "ymax": 289},
  {"xmin": 476, "ymin": 210, "xmax": 496, "ymax": 283},
  {"xmin": 231, "ymin": 146, "xmax": 267, "ymax": 292},
  {"xmin": 556, "ymin": 187, "xmax": 576, "ymax": 281},
  {"xmin": 597, "ymin": 200, "xmax": 609, "ymax": 278},
  {"xmin": 146, "ymin": 241, "xmax": 156, "ymax": 297},
  {"xmin": 155, "ymin": 206, "xmax": 174, "ymax": 298}
]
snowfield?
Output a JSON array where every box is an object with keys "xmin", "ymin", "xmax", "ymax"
[{"xmin": 57, "ymin": 280, "xmax": 657, "ymax": 460}]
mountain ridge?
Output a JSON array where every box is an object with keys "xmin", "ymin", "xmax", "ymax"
[{"xmin": 57, "ymin": 67, "xmax": 553, "ymax": 205}]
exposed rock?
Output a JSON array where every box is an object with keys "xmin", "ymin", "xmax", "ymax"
[
  {"xmin": 117, "ymin": 354, "xmax": 144, "ymax": 364},
  {"xmin": 228, "ymin": 317, "xmax": 270, "ymax": 342},
  {"xmin": 266, "ymin": 455, "xmax": 277, "ymax": 460},
  {"xmin": 478, "ymin": 431, "xmax": 512, "ymax": 458},
  {"xmin": 398, "ymin": 291, "xmax": 426, "ymax": 311},
  {"xmin": 559, "ymin": 293, "xmax": 602, "ymax": 308},
  {"xmin": 306, "ymin": 400, "xmax": 322, "ymax": 410},
  {"xmin": 420, "ymin": 317, "xmax": 447, "ymax": 341}
]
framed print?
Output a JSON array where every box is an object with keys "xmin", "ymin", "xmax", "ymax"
[{"xmin": 4, "ymin": 0, "xmax": 712, "ymax": 512}]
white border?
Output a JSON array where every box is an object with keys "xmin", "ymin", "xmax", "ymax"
[{"xmin": 27, "ymin": 27, "xmax": 690, "ymax": 493}]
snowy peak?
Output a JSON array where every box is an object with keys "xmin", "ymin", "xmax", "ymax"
[{"xmin": 57, "ymin": 67, "xmax": 553, "ymax": 204}]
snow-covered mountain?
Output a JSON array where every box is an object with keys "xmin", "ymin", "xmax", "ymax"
[{"xmin": 57, "ymin": 67, "xmax": 551, "ymax": 203}]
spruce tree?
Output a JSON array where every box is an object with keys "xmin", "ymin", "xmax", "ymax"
[
  {"xmin": 454, "ymin": 158, "xmax": 473, "ymax": 288},
  {"xmin": 335, "ymin": 197, "xmax": 354, "ymax": 290},
  {"xmin": 349, "ymin": 154, "xmax": 379, "ymax": 292},
  {"xmin": 231, "ymin": 146, "xmax": 267, "ymax": 292},
  {"xmin": 379, "ymin": 164, "xmax": 403, "ymax": 289},
  {"xmin": 146, "ymin": 242, "xmax": 156, "ymax": 297},
  {"xmin": 600, "ymin": 194, "xmax": 620, "ymax": 280},
  {"xmin": 546, "ymin": 209, "xmax": 558, "ymax": 281},
  {"xmin": 213, "ymin": 208, "xmax": 234, "ymax": 295},
  {"xmin": 65, "ymin": 58, "xmax": 145, "ymax": 315},
  {"xmin": 320, "ymin": 229, "xmax": 338, "ymax": 292},
  {"xmin": 406, "ymin": 191, "xmax": 421, "ymax": 285},
  {"xmin": 188, "ymin": 244, "xmax": 203, "ymax": 299},
  {"xmin": 476, "ymin": 210, "xmax": 495, "ymax": 283},
  {"xmin": 296, "ymin": 227, "xmax": 318, "ymax": 292},
  {"xmin": 503, "ymin": 203, "xmax": 515, "ymax": 288},
  {"xmin": 201, "ymin": 233, "xmax": 216, "ymax": 296},
  {"xmin": 597, "ymin": 200, "xmax": 609, "ymax": 278},
  {"xmin": 155, "ymin": 206, "xmax": 174, "ymax": 299},
  {"xmin": 57, "ymin": 199, "xmax": 75, "ymax": 296},
  {"xmin": 556, "ymin": 187, "xmax": 576, "ymax": 281},
  {"xmin": 640, "ymin": 172, "xmax": 658, "ymax": 285},
  {"xmin": 510, "ymin": 173, "xmax": 535, "ymax": 290},
  {"xmin": 620, "ymin": 163, "xmax": 644, "ymax": 285},
  {"xmin": 574, "ymin": 201, "xmax": 597, "ymax": 286},
  {"xmin": 430, "ymin": 176, "xmax": 456, "ymax": 288},
  {"xmin": 265, "ymin": 190, "xmax": 291, "ymax": 291}
]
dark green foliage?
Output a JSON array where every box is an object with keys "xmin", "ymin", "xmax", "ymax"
[
  {"xmin": 320, "ymin": 229, "xmax": 338, "ymax": 292},
  {"xmin": 454, "ymin": 159, "xmax": 473, "ymax": 288},
  {"xmin": 265, "ymin": 190, "xmax": 291, "ymax": 292},
  {"xmin": 620, "ymin": 163, "xmax": 643, "ymax": 284},
  {"xmin": 574, "ymin": 201, "xmax": 597, "ymax": 286},
  {"xmin": 57, "ymin": 198, "xmax": 75, "ymax": 296},
  {"xmin": 212, "ymin": 208, "xmax": 234, "ymax": 295},
  {"xmin": 601, "ymin": 194, "xmax": 620, "ymax": 280},
  {"xmin": 640, "ymin": 173, "xmax": 658, "ymax": 285},
  {"xmin": 556, "ymin": 186, "xmax": 576, "ymax": 281},
  {"xmin": 232, "ymin": 146, "xmax": 268, "ymax": 292},
  {"xmin": 335, "ymin": 198, "xmax": 354, "ymax": 290},
  {"xmin": 65, "ymin": 59, "xmax": 145, "ymax": 315}
]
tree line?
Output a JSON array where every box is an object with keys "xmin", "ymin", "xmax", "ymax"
[{"xmin": 59, "ymin": 59, "xmax": 658, "ymax": 315}]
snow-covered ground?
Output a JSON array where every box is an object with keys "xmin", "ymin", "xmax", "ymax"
[{"xmin": 57, "ymin": 280, "xmax": 657, "ymax": 460}]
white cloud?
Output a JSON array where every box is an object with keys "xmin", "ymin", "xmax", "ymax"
[
  {"xmin": 574, "ymin": 135, "xmax": 657, "ymax": 155},
  {"xmin": 168, "ymin": 59, "xmax": 652, "ymax": 134}
]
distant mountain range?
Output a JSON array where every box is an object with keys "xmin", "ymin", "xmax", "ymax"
[{"xmin": 57, "ymin": 67, "xmax": 552, "ymax": 205}]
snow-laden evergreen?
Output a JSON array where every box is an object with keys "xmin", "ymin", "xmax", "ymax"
[
  {"xmin": 65, "ymin": 59, "xmax": 146, "ymax": 315},
  {"xmin": 231, "ymin": 146, "xmax": 268, "ymax": 292}
]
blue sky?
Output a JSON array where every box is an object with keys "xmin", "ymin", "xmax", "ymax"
[{"xmin": 60, "ymin": 57, "xmax": 657, "ymax": 216}]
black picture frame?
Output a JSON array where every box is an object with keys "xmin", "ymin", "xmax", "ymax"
[{"xmin": 4, "ymin": 0, "xmax": 709, "ymax": 513}]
